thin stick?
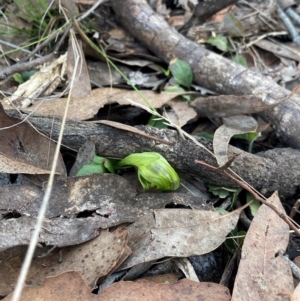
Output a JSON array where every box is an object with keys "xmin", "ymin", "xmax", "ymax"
[
  {"xmin": 195, "ymin": 159, "xmax": 300, "ymax": 237},
  {"xmin": 10, "ymin": 21, "xmax": 81, "ymax": 301},
  {"xmin": 0, "ymin": 24, "xmax": 72, "ymax": 80}
]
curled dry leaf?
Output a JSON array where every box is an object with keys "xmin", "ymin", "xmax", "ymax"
[{"xmin": 213, "ymin": 115, "xmax": 257, "ymax": 166}]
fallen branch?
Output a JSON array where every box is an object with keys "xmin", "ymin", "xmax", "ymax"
[
  {"xmin": 7, "ymin": 110, "xmax": 300, "ymax": 198},
  {"xmin": 111, "ymin": 0, "xmax": 300, "ymax": 148}
]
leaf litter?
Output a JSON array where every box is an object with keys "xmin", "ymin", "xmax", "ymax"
[
  {"xmin": 1, "ymin": 0, "xmax": 300, "ymax": 300},
  {"xmin": 0, "ymin": 228, "xmax": 129, "ymax": 295}
]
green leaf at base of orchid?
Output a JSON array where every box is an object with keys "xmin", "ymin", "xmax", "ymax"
[{"xmin": 76, "ymin": 155, "xmax": 114, "ymax": 176}]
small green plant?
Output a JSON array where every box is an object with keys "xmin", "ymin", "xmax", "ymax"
[
  {"xmin": 13, "ymin": 70, "xmax": 35, "ymax": 83},
  {"xmin": 168, "ymin": 58, "xmax": 193, "ymax": 89},
  {"xmin": 76, "ymin": 155, "xmax": 114, "ymax": 176},
  {"xmin": 232, "ymin": 55, "xmax": 247, "ymax": 67},
  {"xmin": 209, "ymin": 184, "xmax": 240, "ymax": 211},
  {"xmin": 147, "ymin": 115, "xmax": 168, "ymax": 129},
  {"xmin": 207, "ymin": 35, "xmax": 229, "ymax": 52},
  {"xmin": 233, "ymin": 132, "xmax": 261, "ymax": 153},
  {"xmin": 0, "ymin": 0, "xmax": 52, "ymax": 37}
]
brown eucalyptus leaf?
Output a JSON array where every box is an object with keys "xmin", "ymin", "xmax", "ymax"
[
  {"xmin": 118, "ymin": 208, "xmax": 241, "ymax": 269},
  {"xmin": 232, "ymin": 192, "xmax": 293, "ymax": 301},
  {"xmin": 46, "ymin": 228, "xmax": 129, "ymax": 289},
  {"xmin": 0, "ymin": 217, "xmax": 103, "ymax": 252},
  {"xmin": 0, "ymin": 229, "xmax": 129, "ymax": 295},
  {"xmin": 165, "ymin": 99, "xmax": 197, "ymax": 127},
  {"xmin": 0, "ymin": 174, "xmax": 211, "ymax": 252},
  {"xmin": 0, "ymin": 104, "xmax": 66, "ymax": 176},
  {"xmin": 3, "ymin": 271, "xmax": 98, "ymax": 301},
  {"xmin": 24, "ymin": 88, "xmax": 192, "ymax": 120},
  {"xmin": 100, "ymin": 279, "xmax": 231, "ymax": 301}
]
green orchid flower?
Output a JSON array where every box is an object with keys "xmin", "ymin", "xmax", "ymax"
[{"xmin": 115, "ymin": 152, "xmax": 180, "ymax": 191}]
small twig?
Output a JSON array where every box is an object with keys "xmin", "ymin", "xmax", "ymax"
[
  {"xmin": 0, "ymin": 54, "xmax": 54, "ymax": 80},
  {"xmin": 195, "ymin": 160, "xmax": 300, "ymax": 237},
  {"xmin": 0, "ymin": 39, "xmax": 42, "ymax": 58},
  {"xmin": 0, "ymin": 23, "xmax": 72, "ymax": 80},
  {"xmin": 22, "ymin": 22, "xmax": 72, "ymax": 62},
  {"xmin": 76, "ymin": 0, "xmax": 107, "ymax": 22}
]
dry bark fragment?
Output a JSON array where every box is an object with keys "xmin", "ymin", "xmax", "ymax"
[{"xmin": 111, "ymin": 0, "xmax": 300, "ymax": 148}]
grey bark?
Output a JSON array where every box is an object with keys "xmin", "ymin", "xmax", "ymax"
[{"xmin": 111, "ymin": 0, "xmax": 300, "ymax": 148}]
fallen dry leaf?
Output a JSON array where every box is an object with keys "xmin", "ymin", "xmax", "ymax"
[
  {"xmin": 118, "ymin": 208, "xmax": 241, "ymax": 269},
  {"xmin": 0, "ymin": 229, "xmax": 130, "ymax": 295},
  {"xmin": 213, "ymin": 115, "xmax": 257, "ymax": 166},
  {"xmin": 0, "ymin": 104, "xmax": 66, "ymax": 176},
  {"xmin": 164, "ymin": 99, "xmax": 197, "ymax": 127},
  {"xmin": 100, "ymin": 279, "xmax": 231, "ymax": 301},
  {"xmin": 231, "ymin": 191, "xmax": 293, "ymax": 301},
  {"xmin": 3, "ymin": 272, "xmax": 230, "ymax": 301},
  {"xmin": 174, "ymin": 257, "xmax": 199, "ymax": 281},
  {"xmin": 3, "ymin": 271, "xmax": 98, "ymax": 301},
  {"xmin": 23, "ymin": 88, "xmax": 192, "ymax": 120},
  {"xmin": 46, "ymin": 228, "xmax": 130, "ymax": 289},
  {"xmin": 0, "ymin": 217, "xmax": 103, "ymax": 253},
  {"xmin": 292, "ymin": 282, "xmax": 300, "ymax": 301},
  {"xmin": 140, "ymin": 273, "xmax": 181, "ymax": 284}
]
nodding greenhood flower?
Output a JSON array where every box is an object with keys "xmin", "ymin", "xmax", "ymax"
[{"xmin": 115, "ymin": 152, "xmax": 180, "ymax": 191}]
